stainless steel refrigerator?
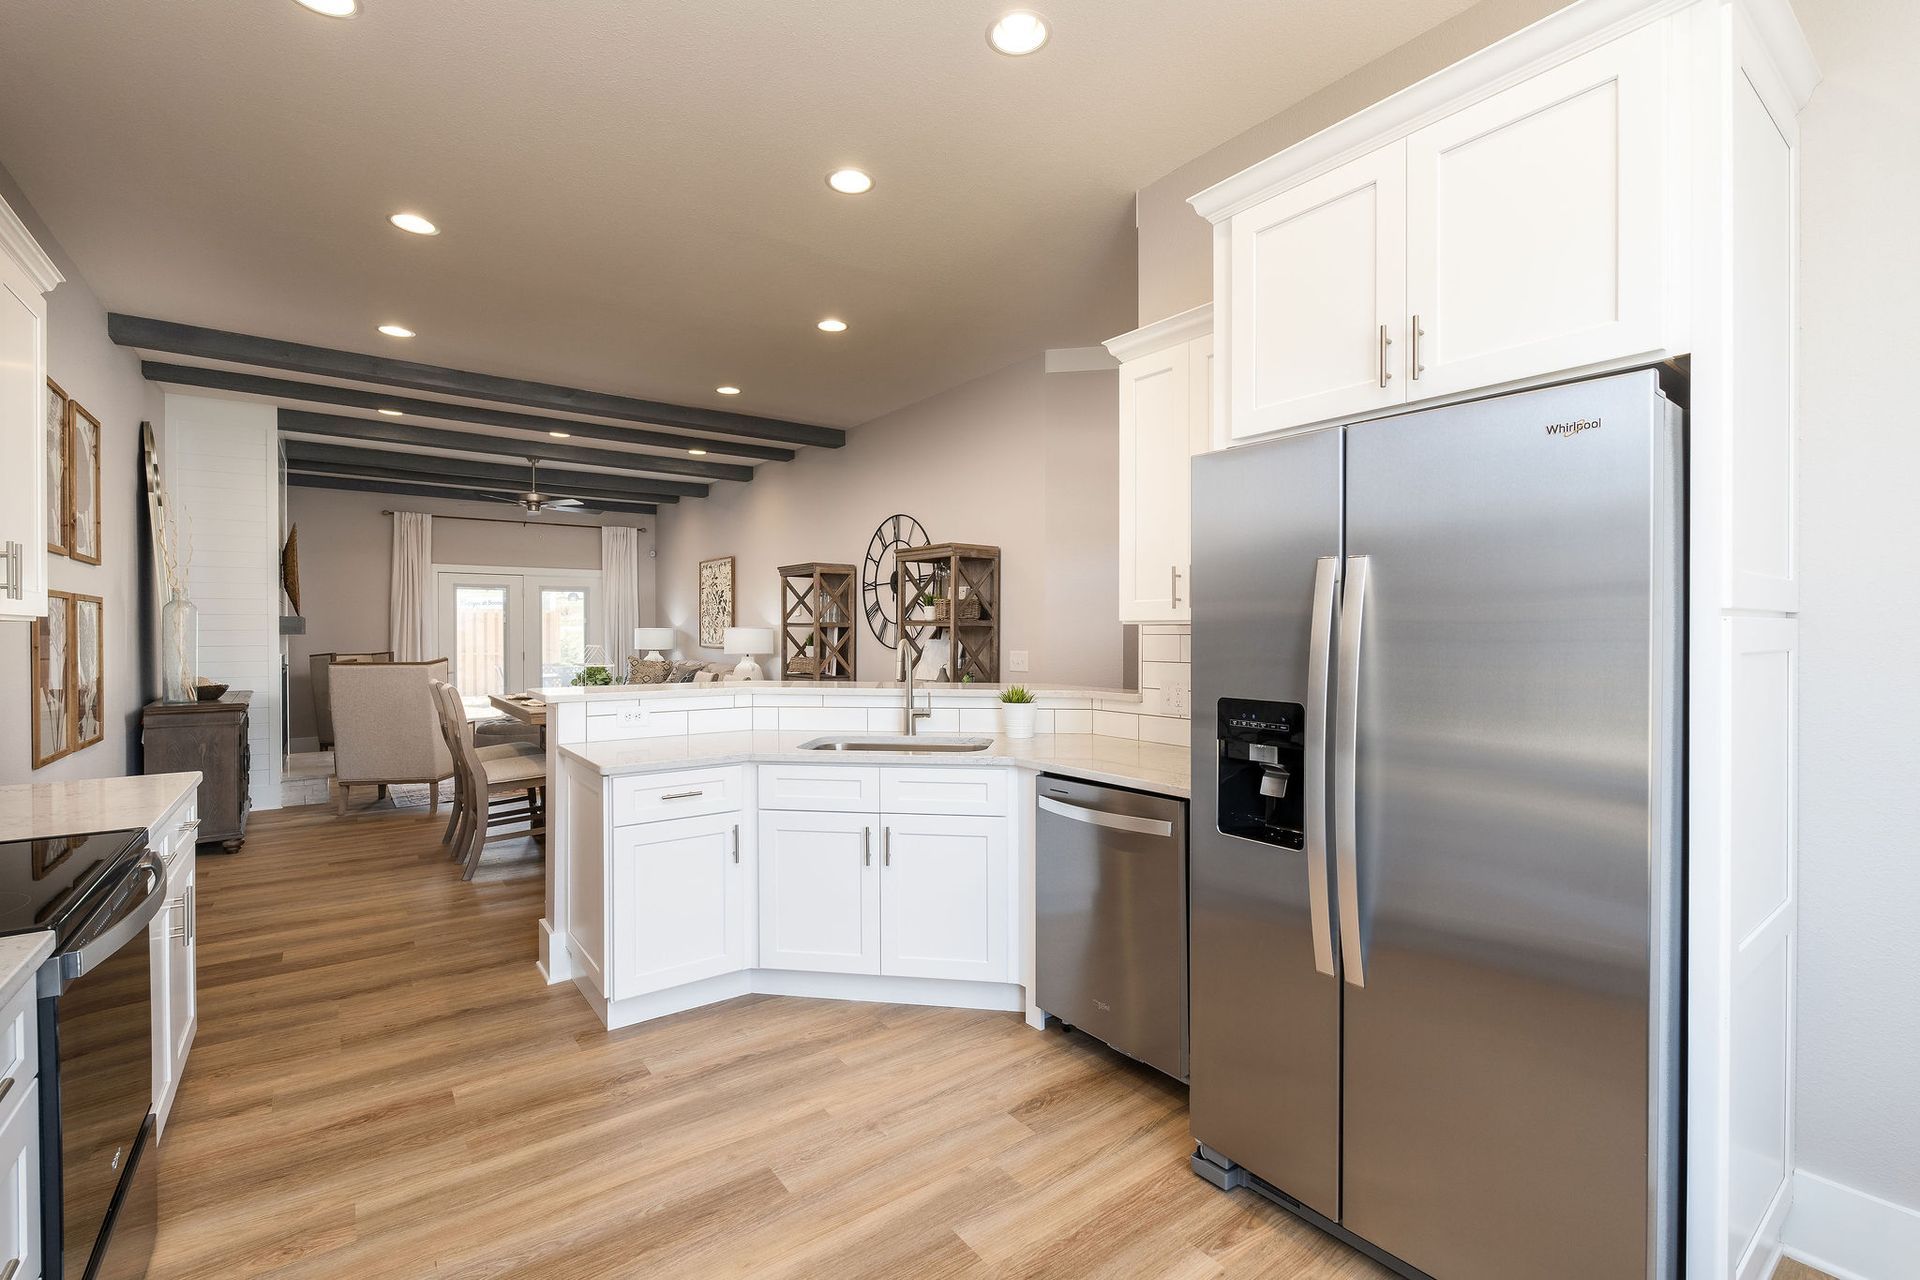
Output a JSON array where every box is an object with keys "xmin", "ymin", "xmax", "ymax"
[{"xmin": 1187, "ymin": 370, "xmax": 1682, "ymax": 1280}]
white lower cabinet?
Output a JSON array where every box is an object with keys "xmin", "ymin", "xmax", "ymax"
[
  {"xmin": 151, "ymin": 800, "xmax": 198, "ymax": 1139},
  {"xmin": 879, "ymin": 815, "xmax": 1008, "ymax": 983},
  {"xmin": 0, "ymin": 1076, "xmax": 39, "ymax": 1280},
  {"xmin": 610, "ymin": 811, "xmax": 749, "ymax": 1000},
  {"xmin": 757, "ymin": 810, "xmax": 879, "ymax": 975}
]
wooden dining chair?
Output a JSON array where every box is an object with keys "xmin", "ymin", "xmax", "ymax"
[{"xmin": 430, "ymin": 681, "xmax": 548, "ymax": 880}]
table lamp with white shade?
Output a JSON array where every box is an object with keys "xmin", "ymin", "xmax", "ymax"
[
  {"xmin": 723, "ymin": 627, "xmax": 775, "ymax": 681},
  {"xmin": 632, "ymin": 627, "xmax": 676, "ymax": 662}
]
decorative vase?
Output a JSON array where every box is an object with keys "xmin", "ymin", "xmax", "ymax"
[
  {"xmin": 1001, "ymin": 702, "xmax": 1037, "ymax": 740},
  {"xmin": 161, "ymin": 591, "xmax": 199, "ymax": 703}
]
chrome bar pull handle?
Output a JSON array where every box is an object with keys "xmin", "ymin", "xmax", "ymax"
[
  {"xmin": 1410, "ymin": 315, "xmax": 1426, "ymax": 380},
  {"xmin": 731, "ymin": 824, "xmax": 740, "ymax": 864},
  {"xmin": 2, "ymin": 540, "xmax": 21, "ymax": 600},
  {"xmin": 862, "ymin": 826, "xmax": 871, "ymax": 867},
  {"xmin": 1378, "ymin": 325, "xmax": 1393, "ymax": 388},
  {"xmin": 882, "ymin": 827, "xmax": 891, "ymax": 867},
  {"xmin": 660, "ymin": 789, "xmax": 703, "ymax": 801},
  {"xmin": 1334, "ymin": 554, "xmax": 1370, "ymax": 987},
  {"xmin": 1169, "ymin": 565, "xmax": 1181, "ymax": 609},
  {"xmin": 1305, "ymin": 556, "xmax": 1341, "ymax": 978}
]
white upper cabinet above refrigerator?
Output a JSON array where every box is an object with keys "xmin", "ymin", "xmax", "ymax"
[
  {"xmin": 1199, "ymin": 19, "xmax": 1674, "ymax": 443},
  {"xmin": 1229, "ymin": 142, "xmax": 1408, "ymax": 438},
  {"xmin": 0, "ymin": 195, "xmax": 63, "ymax": 622},
  {"xmin": 1404, "ymin": 23, "xmax": 1669, "ymax": 399},
  {"xmin": 1106, "ymin": 305, "xmax": 1211, "ymax": 624}
]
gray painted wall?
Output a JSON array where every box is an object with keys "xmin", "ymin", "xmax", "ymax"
[
  {"xmin": 655, "ymin": 356, "xmax": 1123, "ymax": 689},
  {"xmin": 1794, "ymin": 0, "xmax": 1920, "ymax": 1215},
  {"xmin": 0, "ymin": 162, "xmax": 162, "ymax": 784}
]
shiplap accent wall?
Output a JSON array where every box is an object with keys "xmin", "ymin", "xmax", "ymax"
[{"xmin": 164, "ymin": 394, "xmax": 281, "ymax": 810}]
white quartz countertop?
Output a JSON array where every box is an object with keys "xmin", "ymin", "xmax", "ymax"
[
  {"xmin": 563, "ymin": 731, "xmax": 1190, "ymax": 798},
  {"xmin": 0, "ymin": 932, "xmax": 54, "ymax": 1002},
  {"xmin": 0, "ymin": 772, "xmax": 201, "ymax": 842},
  {"xmin": 536, "ymin": 680, "xmax": 1143, "ymax": 706}
]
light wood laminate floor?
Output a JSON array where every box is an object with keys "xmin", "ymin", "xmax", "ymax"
[{"xmin": 150, "ymin": 801, "xmax": 1391, "ymax": 1279}]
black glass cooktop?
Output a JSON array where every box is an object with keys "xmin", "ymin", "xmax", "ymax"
[{"xmin": 0, "ymin": 827, "xmax": 147, "ymax": 945}]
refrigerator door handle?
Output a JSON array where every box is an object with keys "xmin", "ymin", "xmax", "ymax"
[
  {"xmin": 1305, "ymin": 555, "xmax": 1341, "ymax": 978},
  {"xmin": 1334, "ymin": 554, "xmax": 1370, "ymax": 987}
]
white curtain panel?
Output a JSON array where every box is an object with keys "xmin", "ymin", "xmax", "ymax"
[
  {"xmin": 601, "ymin": 525, "xmax": 641, "ymax": 673},
  {"xmin": 388, "ymin": 511, "xmax": 433, "ymax": 661}
]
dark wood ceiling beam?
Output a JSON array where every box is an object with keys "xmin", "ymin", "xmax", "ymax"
[
  {"xmin": 286, "ymin": 471, "xmax": 657, "ymax": 515},
  {"xmin": 141, "ymin": 360, "xmax": 793, "ymax": 462},
  {"xmin": 280, "ymin": 441, "xmax": 685, "ymax": 503},
  {"xmin": 285, "ymin": 456, "xmax": 682, "ymax": 507},
  {"xmin": 275, "ymin": 409, "xmax": 730, "ymax": 489},
  {"xmin": 113, "ymin": 313, "xmax": 845, "ymax": 448}
]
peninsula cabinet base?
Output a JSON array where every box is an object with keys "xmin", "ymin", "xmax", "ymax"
[{"xmin": 572, "ymin": 963, "xmax": 1025, "ymax": 1032}]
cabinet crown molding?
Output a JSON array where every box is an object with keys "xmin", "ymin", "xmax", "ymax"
[
  {"xmin": 0, "ymin": 194, "xmax": 64, "ymax": 294},
  {"xmin": 1188, "ymin": 0, "xmax": 1818, "ymax": 225},
  {"xmin": 1103, "ymin": 303, "xmax": 1213, "ymax": 363}
]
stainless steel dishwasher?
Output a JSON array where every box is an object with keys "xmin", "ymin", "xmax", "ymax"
[{"xmin": 1035, "ymin": 775, "xmax": 1189, "ymax": 1080}]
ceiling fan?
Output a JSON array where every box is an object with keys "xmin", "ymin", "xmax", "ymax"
[{"xmin": 484, "ymin": 457, "xmax": 600, "ymax": 514}]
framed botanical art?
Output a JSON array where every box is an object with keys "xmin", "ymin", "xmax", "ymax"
[
  {"xmin": 71, "ymin": 593, "xmax": 104, "ymax": 751},
  {"xmin": 46, "ymin": 379, "xmax": 70, "ymax": 557},
  {"xmin": 67, "ymin": 399, "xmax": 103, "ymax": 565},
  {"xmin": 698, "ymin": 556, "xmax": 735, "ymax": 649},
  {"xmin": 31, "ymin": 590, "xmax": 74, "ymax": 768}
]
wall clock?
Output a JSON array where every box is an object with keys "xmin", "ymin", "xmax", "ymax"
[{"xmin": 862, "ymin": 513, "xmax": 930, "ymax": 648}]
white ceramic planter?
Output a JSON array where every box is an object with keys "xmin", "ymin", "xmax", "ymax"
[{"xmin": 1001, "ymin": 702, "xmax": 1037, "ymax": 740}]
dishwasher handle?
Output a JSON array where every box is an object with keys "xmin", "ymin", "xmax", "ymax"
[{"xmin": 1038, "ymin": 795, "xmax": 1174, "ymax": 839}]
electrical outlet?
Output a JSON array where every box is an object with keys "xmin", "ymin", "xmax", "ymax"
[
  {"xmin": 615, "ymin": 705, "xmax": 648, "ymax": 728},
  {"xmin": 1009, "ymin": 650, "xmax": 1030, "ymax": 673}
]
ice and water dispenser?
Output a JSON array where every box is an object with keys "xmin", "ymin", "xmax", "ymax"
[{"xmin": 1215, "ymin": 697, "xmax": 1306, "ymax": 849}]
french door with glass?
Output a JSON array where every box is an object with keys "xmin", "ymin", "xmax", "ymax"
[{"xmin": 434, "ymin": 567, "xmax": 601, "ymax": 696}]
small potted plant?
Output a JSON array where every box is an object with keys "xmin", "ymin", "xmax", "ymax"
[{"xmin": 1000, "ymin": 684, "xmax": 1037, "ymax": 739}]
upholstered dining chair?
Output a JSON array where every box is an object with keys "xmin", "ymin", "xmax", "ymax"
[
  {"xmin": 310, "ymin": 650, "xmax": 393, "ymax": 750},
  {"xmin": 330, "ymin": 659, "xmax": 453, "ymax": 816},
  {"xmin": 431, "ymin": 680, "xmax": 548, "ymax": 880}
]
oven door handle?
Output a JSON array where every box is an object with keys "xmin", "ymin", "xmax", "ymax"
[{"xmin": 46, "ymin": 852, "xmax": 168, "ymax": 993}]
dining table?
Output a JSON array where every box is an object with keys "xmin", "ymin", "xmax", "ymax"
[{"xmin": 486, "ymin": 692, "xmax": 548, "ymax": 743}]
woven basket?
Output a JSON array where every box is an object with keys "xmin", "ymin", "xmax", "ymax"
[
  {"xmin": 787, "ymin": 655, "xmax": 823, "ymax": 677},
  {"xmin": 930, "ymin": 597, "xmax": 983, "ymax": 627}
]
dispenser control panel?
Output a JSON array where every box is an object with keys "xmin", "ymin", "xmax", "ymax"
[{"xmin": 1216, "ymin": 697, "xmax": 1307, "ymax": 850}]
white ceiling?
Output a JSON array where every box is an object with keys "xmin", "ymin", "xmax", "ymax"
[{"xmin": 0, "ymin": 0, "xmax": 1480, "ymax": 429}]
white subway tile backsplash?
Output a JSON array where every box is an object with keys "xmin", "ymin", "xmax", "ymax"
[
  {"xmin": 753, "ymin": 708, "xmax": 780, "ymax": 731},
  {"xmin": 958, "ymin": 708, "xmax": 999, "ymax": 733},
  {"xmin": 867, "ymin": 709, "xmax": 906, "ymax": 734},
  {"xmin": 687, "ymin": 708, "xmax": 753, "ymax": 734},
  {"xmin": 1093, "ymin": 710, "xmax": 1140, "ymax": 740},
  {"xmin": 778, "ymin": 707, "xmax": 869, "ymax": 732},
  {"xmin": 1136, "ymin": 715, "xmax": 1190, "ymax": 747},
  {"xmin": 1141, "ymin": 632, "xmax": 1183, "ymax": 663},
  {"xmin": 1055, "ymin": 709, "xmax": 1093, "ymax": 735}
]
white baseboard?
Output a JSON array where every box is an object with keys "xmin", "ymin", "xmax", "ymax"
[
  {"xmin": 537, "ymin": 919, "xmax": 572, "ymax": 985},
  {"xmin": 1737, "ymin": 1177, "xmax": 1794, "ymax": 1280},
  {"xmin": 1782, "ymin": 1169, "xmax": 1920, "ymax": 1280}
]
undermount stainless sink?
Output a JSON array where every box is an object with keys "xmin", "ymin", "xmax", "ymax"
[{"xmin": 798, "ymin": 734, "xmax": 995, "ymax": 754}]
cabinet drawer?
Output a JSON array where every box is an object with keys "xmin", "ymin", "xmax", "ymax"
[
  {"xmin": 0, "ymin": 979, "xmax": 36, "ymax": 1121},
  {"xmin": 758, "ymin": 765, "xmax": 881, "ymax": 813},
  {"xmin": 611, "ymin": 766, "xmax": 744, "ymax": 826},
  {"xmin": 879, "ymin": 768, "xmax": 1008, "ymax": 817},
  {"xmin": 0, "ymin": 1077, "xmax": 40, "ymax": 1280}
]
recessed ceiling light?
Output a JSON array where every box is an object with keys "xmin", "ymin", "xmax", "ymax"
[
  {"xmin": 548, "ymin": 431, "xmax": 571, "ymax": 439},
  {"xmin": 388, "ymin": 212, "xmax": 438, "ymax": 236},
  {"xmin": 716, "ymin": 385, "xmax": 741, "ymax": 396},
  {"xmin": 988, "ymin": 10, "xmax": 1049, "ymax": 55},
  {"xmin": 378, "ymin": 324, "xmax": 415, "ymax": 338},
  {"xmin": 377, "ymin": 408, "xmax": 403, "ymax": 416},
  {"xmin": 688, "ymin": 448, "xmax": 709, "ymax": 456},
  {"xmin": 293, "ymin": 0, "xmax": 358, "ymax": 16},
  {"xmin": 817, "ymin": 318, "xmax": 848, "ymax": 333},
  {"xmin": 826, "ymin": 168, "xmax": 873, "ymax": 195}
]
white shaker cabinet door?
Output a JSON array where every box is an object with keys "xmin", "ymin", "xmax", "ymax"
[
  {"xmin": 757, "ymin": 810, "xmax": 879, "ymax": 975},
  {"xmin": 610, "ymin": 812, "xmax": 749, "ymax": 999},
  {"xmin": 1405, "ymin": 23, "xmax": 1668, "ymax": 399},
  {"xmin": 878, "ymin": 815, "xmax": 1008, "ymax": 984},
  {"xmin": 1117, "ymin": 343, "xmax": 1191, "ymax": 623},
  {"xmin": 0, "ymin": 257, "xmax": 48, "ymax": 621},
  {"xmin": 1229, "ymin": 141, "xmax": 1407, "ymax": 440}
]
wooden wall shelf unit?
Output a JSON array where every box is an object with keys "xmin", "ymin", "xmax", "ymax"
[
  {"xmin": 895, "ymin": 543, "xmax": 1000, "ymax": 684},
  {"xmin": 779, "ymin": 563, "xmax": 857, "ymax": 681}
]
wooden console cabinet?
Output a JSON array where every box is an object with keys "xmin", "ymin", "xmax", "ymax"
[{"xmin": 141, "ymin": 691, "xmax": 251, "ymax": 850}]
